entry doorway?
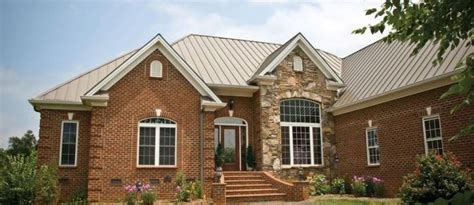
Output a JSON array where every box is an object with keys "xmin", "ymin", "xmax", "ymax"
[{"xmin": 214, "ymin": 117, "xmax": 248, "ymax": 171}]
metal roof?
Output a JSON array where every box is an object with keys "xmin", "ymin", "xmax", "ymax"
[
  {"xmin": 32, "ymin": 34, "xmax": 341, "ymax": 103},
  {"xmin": 333, "ymin": 39, "xmax": 473, "ymax": 108}
]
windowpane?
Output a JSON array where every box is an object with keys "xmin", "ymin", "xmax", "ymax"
[
  {"xmin": 313, "ymin": 127, "xmax": 322, "ymax": 165},
  {"xmin": 281, "ymin": 127, "xmax": 290, "ymax": 165},
  {"xmin": 292, "ymin": 126, "xmax": 311, "ymax": 165},
  {"xmin": 366, "ymin": 129, "xmax": 380, "ymax": 165},
  {"xmin": 280, "ymin": 99, "xmax": 320, "ymax": 123},
  {"xmin": 159, "ymin": 128, "xmax": 176, "ymax": 165},
  {"xmin": 61, "ymin": 122, "xmax": 78, "ymax": 166},
  {"xmin": 423, "ymin": 117, "xmax": 443, "ymax": 154},
  {"xmin": 139, "ymin": 127, "xmax": 156, "ymax": 165}
]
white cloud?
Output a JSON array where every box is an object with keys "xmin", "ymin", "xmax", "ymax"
[{"xmin": 150, "ymin": 1, "xmax": 385, "ymax": 57}]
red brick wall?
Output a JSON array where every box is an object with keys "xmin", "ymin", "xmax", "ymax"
[
  {"xmin": 37, "ymin": 110, "xmax": 91, "ymax": 201},
  {"xmin": 334, "ymin": 85, "xmax": 474, "ymax": 196},
  {"xmin": 86, "ymin": 49, "xmax": 210, "ymax": 202}
]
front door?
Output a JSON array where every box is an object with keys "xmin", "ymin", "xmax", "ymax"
[{"xmin": 221, "ymin": 126, "xmax": 240, "ymax": 171}]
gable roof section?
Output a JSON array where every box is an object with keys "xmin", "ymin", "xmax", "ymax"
[
  {"xmin": 249, "ymin": 33, "xmax": 343, "ymax": 84},
  {"xmin": 172, "ymin": 34, "xmax": 342, "ymax": 86},
  {"xmin": 85, "ymin": 34, "xmax": 222, "ymax": 103},
  {"xmin": 332, "ymin": 39, "xmax": 473, "ymax": 113}
]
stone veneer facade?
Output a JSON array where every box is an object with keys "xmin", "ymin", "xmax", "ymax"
[{"xmin": 255, "ymin": 47, "xmax": 338, "ymax": 179}]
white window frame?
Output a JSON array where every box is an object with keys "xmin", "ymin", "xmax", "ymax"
[
  {"xmin": 136, "ymin": 119, "xmax": 177, "ymax": 168},
  {"xmin": 59, "ymin": 120, "xmax": 79, "ymax": 167},
  {"xmin": 280, "ymin": 99, "xmax": 323, "ymax": 168},
  {"xmin": 150, "ymin": 60, "xmax": 163, "ymax": 78},
  {"xmin": 366, "ymin": 127, "xmax": 380, "ymax": 166},
  {"xmin": 422, "ymin": 115, "xmax": 443, "ymax": 155}
]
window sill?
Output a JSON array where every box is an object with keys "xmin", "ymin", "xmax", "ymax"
[
  {"xmin": 59, "ymin": 165, "xmax": 77, "ymax": 169},
  {"xmin": 367, "ymin": 164, "xmax": 380, "ymax": 167},
  {"xmin": 281, "ymin": 165, "xmax": 324, "ymax": 169},
  {"xmin": 136, "ymin": 166, "xmax": 177, "ymax": 169}
]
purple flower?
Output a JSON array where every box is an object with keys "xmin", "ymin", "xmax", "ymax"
[{"xmin": 175, "ymin": 186, "xmax": 182, "ymax": 193}]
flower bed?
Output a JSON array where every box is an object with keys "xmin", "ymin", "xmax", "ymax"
[{"xmin": 312, "ymin": 194, "xmax": 401, "ymax": 205}]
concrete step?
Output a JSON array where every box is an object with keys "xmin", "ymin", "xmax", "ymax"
[
  {"xmin": 226, "ymin": 193, "xmax": 287, "ymax": 203},
  {"xmin": 224, "ymin": 171, "xmax": 263, "ymax": 176},
  {"xmin": 225, "ymin": 175, "xmax": 263, "ymax": 180},
  {"xmin": 226, "ymin": 184, "xmax": 273, "ymax": 190},
  {"xmin": 226, "ymin": 188, "xmax": 281, "ymax": 195}
]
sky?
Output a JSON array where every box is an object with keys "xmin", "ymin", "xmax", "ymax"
[{"xmin": 0, "ymin": 0, "xmax": 384, "ymax": 148}]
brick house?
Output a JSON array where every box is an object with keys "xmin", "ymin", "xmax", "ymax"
[{"xmin": 29, "ymin": 33, "xmax": 474, "ymax": 202}]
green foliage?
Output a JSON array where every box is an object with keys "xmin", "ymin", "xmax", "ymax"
[
  {"xmin": 354, "ymin": 0, "xmax": 474, "ymax": 140},
  {"xmin": 123, "ymin": 192, "xmax": 136, "ymax": 205},
  {"xmin": 246, "ymin": 145, "xmax": 256, "ymax": 169},
  {"xmin": 352, "ymin": 177, "xmax": 367, "ymax": 197},
  {"xmin": 309, "ymin": 174, "xmax": 331, "ymax": 195},
  {"xmin": 141, "ymin": 191, "xmax": 157, "ymax": 205},
  {"xmin": 175, "ymin": 171, "xmax": 203, "ymax": 202},
  {"xmin": 35, "ymin": 162, "xmax": 59, "ymax": 204},
  {"xmin": 330, "ymin": 177, "xmax": 346, "ymax": 194},
  {"xmin": 6, "ymin": 130, "xmax": 37, "ymax": 157},
  {"xmin": 62, "ymin": 188, "xmax": 88, "ymax": 205},
  {"xmin": 398, "ymin": 153, "xmax": 471, "ymax": 203},
  {"xmin": 0, "ymin": 153, "xmax": 37, "ymax": 204},
  {"xmin": 214, "ymin": 143, "xmax": 224, "ymax": 167}
]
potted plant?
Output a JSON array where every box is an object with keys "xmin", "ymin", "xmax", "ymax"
[
  {"xmin": 215, "ymin": 143, "xmax": 224, "ymax": 176},
  {"xmin": 246, "ymin": 145, "xmax": 256, "ymax": 171}
]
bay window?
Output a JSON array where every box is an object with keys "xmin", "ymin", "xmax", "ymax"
[
  {"xmin": 280, "ymin": 99, "xmax": 323, "ymax": 167},
  {"xmin": 137, "ymin": 117, "xmax": 177, "ymax": 167}
]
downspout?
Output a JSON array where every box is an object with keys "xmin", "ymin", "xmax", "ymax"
[{"xmin": 199, "ymin": 110, "xmax": 204, "ymax": 182}]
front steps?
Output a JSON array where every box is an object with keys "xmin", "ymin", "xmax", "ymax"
[{"xmin": 224, "ymin": 171, "xmax": 288, "ymax": 203}]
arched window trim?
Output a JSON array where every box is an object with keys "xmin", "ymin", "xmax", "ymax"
[
  {"xmin": 150, "ymin": 60, "xmax": 163, "ymax": 78},
  {"xmin": 280, "ymin": 98, "xmax": 323, "ymax": 168},
  {"xmin": 137, "ymin": 117, "xmax": 177, "ymax": 168}
]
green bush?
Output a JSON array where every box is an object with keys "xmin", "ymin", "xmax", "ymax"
[
  {"xmin": 330, "ymin": 177, "xmax": 346, "ymax": 194},
  {"xmin": 310, "ymin": 174, "xmax": 331, "ymax": 195},
  {"xmin": 0, "ymin": 154, "xmax": 37, "ymax": 204},
  {"xmin": 398, "ymin": 153, "xmax": 472, "ymax": 203},
  {"xmin": 141, "ymin": 190, "xmax": 156, "ymax": 205},
  {"xmin": 175, "ymin": 171, "xmax": 203, "ymax": 202},
  {"xmin": 35, "ymin": 163, "xmax": 59, "ymax": 204},
  {"xmin": 246, "ymin": 145, "xmax": 256, "ymax": 169},
  {"xmin": 215, "ymin": 143, "xmax": 224, "ymax": 167},
  {"xmin": 362, "ymin": 176, "xmax": 385, "ymax": 197},
  {"xmin": 351, "ymin": 176, "xmax": 367, "ymax": 197},
  {"xmin": 62, "ymin": 188, "xmax": 88, "ymax": 205}
]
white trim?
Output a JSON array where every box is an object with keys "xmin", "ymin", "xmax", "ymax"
[
  {"xmin": 366, "ymin": 127, "xmax": 380, "ymax": 166},
  {"xmin": 136, "ymin": 117, "xmax": 178, "ymax": 168},
  {"xmin": 214, "ymin": 117, "xmax": 249, "ymax": 171},
  {"xmin": 85, "ymin": 34, "xmax": 222, "ymax": 104},
  {"xmin": 208, "ymin": 84, "xmax": 259, "ymax": 97},
  {"xmin": 422, "ymin": 114, "xmax": 443, "ymax": 155},
  {"xmin": 59, "ymin": 120, "xmax": 79, "ymax": 167},
  {"xmin": 201, "ymin": 100, "xmax": 227, "ymax": 112},
  {"xmin": 251, "ymin": 33, "xmax": 343, "ymax": 84}
]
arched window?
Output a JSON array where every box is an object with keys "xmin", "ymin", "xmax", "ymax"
[
  {"xmin": 137, "ymin": 117, "xmax": 176, "ymax": 167},
  {"xmin": 150, "ymin": 60, "xmax": 163, "ymax": 78},
  {"xmin": 280, "ymin": 99, "xmax": 322, "ymax": 167},
  {"xmin": 293, "ymin": 56, "xmax": 303, "ymax": 71}
]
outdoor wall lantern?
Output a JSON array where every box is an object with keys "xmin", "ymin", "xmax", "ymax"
[
  {"xmin": 135, "ymin": 181, "xmax": 143, "ymax": 192},
  {"xmin": 215, "ymin": 167, "xmax": 223, "ymax": 183},
  {"xmin": 228, "ymin": 98, "xmax": 235, "ymax": 117}
]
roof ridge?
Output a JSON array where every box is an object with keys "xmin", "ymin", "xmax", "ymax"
[
  {"xmin": 342, "ymin": 38, "xmax": 385, "ymax": 59},
  {"xmin": 185, "ymin": 33, "xmax": 282, "ymax": 46},
  {"xmin": 34, "ymin": 49, "xmax": 138, "ymax": 99}
]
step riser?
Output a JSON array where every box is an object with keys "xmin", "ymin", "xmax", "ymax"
[
  {"xmin": 226, "ymin": 189, "xmax": 281, "ymax": 195},
  {"xmin": 225, "ymin": 180, "xmax": 267, "ymax": 185},
  {"xmin": 226, "ymin": 185, "xmax": 272, "ymax": 190},
  {"xmin": 225, "ymin": 176, "xmax": 263, "ymax": 180},
  {"xmin": 226, "ymin": 195, "xmax": 287, "ymax": 203}
]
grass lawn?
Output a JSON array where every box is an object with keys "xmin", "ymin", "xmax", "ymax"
[{"xmin": 311, "ymin": 194, "xmax": 401, "ymax": 205}]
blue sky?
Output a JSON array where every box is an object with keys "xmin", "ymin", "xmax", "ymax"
[{"xmin": 0, "ymin": 0, "xmax": 383, "ymax": 148}]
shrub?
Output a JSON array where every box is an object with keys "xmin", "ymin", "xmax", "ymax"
[
  {"xmin": 35, "ymin": 163, "xmax": 59, "ymax": 204},
  {"xmin": 123, "ymin": 184, "xmax": 137, "ymax": 205},
  {"xmin": 215, "ymin": 143, "xmax": 224, "ymax": 167},
  {"xmin": 62, "ymin": 188, "xmax": 88, "ymax": 205},
  {"xmin": 352, "ymin": 176, "xmax": 367, "ymax": 197},
  {"xmin": 141, "ymin": 184, "xmax": 157, "ymax": 205},
  {"xmin": 398, "ymin": 153, "xmax": 471, "ymax": 203},
  {"xmin": 309, "ymin": 174, "xmax": 331, "ymax": 195},
  {"xmin": 363, "ymin": 176, "xmax": 385, "ymax": 197},
  {"xmin": 175, "ymin": 171, "xmax": 203, "ymax": 202},
  {"xmin": 330, "ymin": 177, "xmax": 346, "ymax": 194},
  {"xmin": 123, "ymin": 183, "xmax": 156, "ymax": 205},
  {"xmin": 246, "ymin": 145, "xmax": 256, "ymax": 169}
]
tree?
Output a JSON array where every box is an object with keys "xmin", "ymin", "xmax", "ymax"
[
  {"xmin": 354, "ymin": 0, "xmax": 474, "ymax": 140},
  {"xmin": 6, "ymin": 130, "xmax": 37, "ymax": 156}
]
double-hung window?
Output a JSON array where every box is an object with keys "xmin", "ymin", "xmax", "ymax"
[
  {"xmin": 280, "ymin": 99, "xmax": 323, "ymax": 167},
  {"xmin": 137, "ymin": 117, "xmax": 177, "ymax": 167},
  {"xmin": 423, "ymin": 115, "xmax": 443, "ymax": 155},
  {"xmin": 60, "ymin": 121, "xmax": 79, "ymax": 167},
  {"xmin": 366, "ymin": 128, "xmax": 380, "ymax": 166}
]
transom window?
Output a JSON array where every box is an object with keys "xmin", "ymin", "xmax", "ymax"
[
  {"xmin": 60, "ymin": 121, "xmax": 79, "ymax": 166},
  {"xmin": 137, "ymin": 117, "xmax": 176, "ymax": 167},
  {"xmin": 280, "ymin": 99, "xmax": 322, "ymax": 167},
  {"xmin": 423, "ymin": 115, "xmax": 443, "ymax": 155},
  {"xmin": 366, "ymin": 128, "xmax": 380, "ymax": 166}
]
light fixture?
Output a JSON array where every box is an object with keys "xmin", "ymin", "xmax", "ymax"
[
  {"xmin": 215, "ymin": 166, "xmax": 223, "ymax": 182},
  {"xmin": 228, "ymin": 98, "xmax": 235, "ymax": 117}
]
